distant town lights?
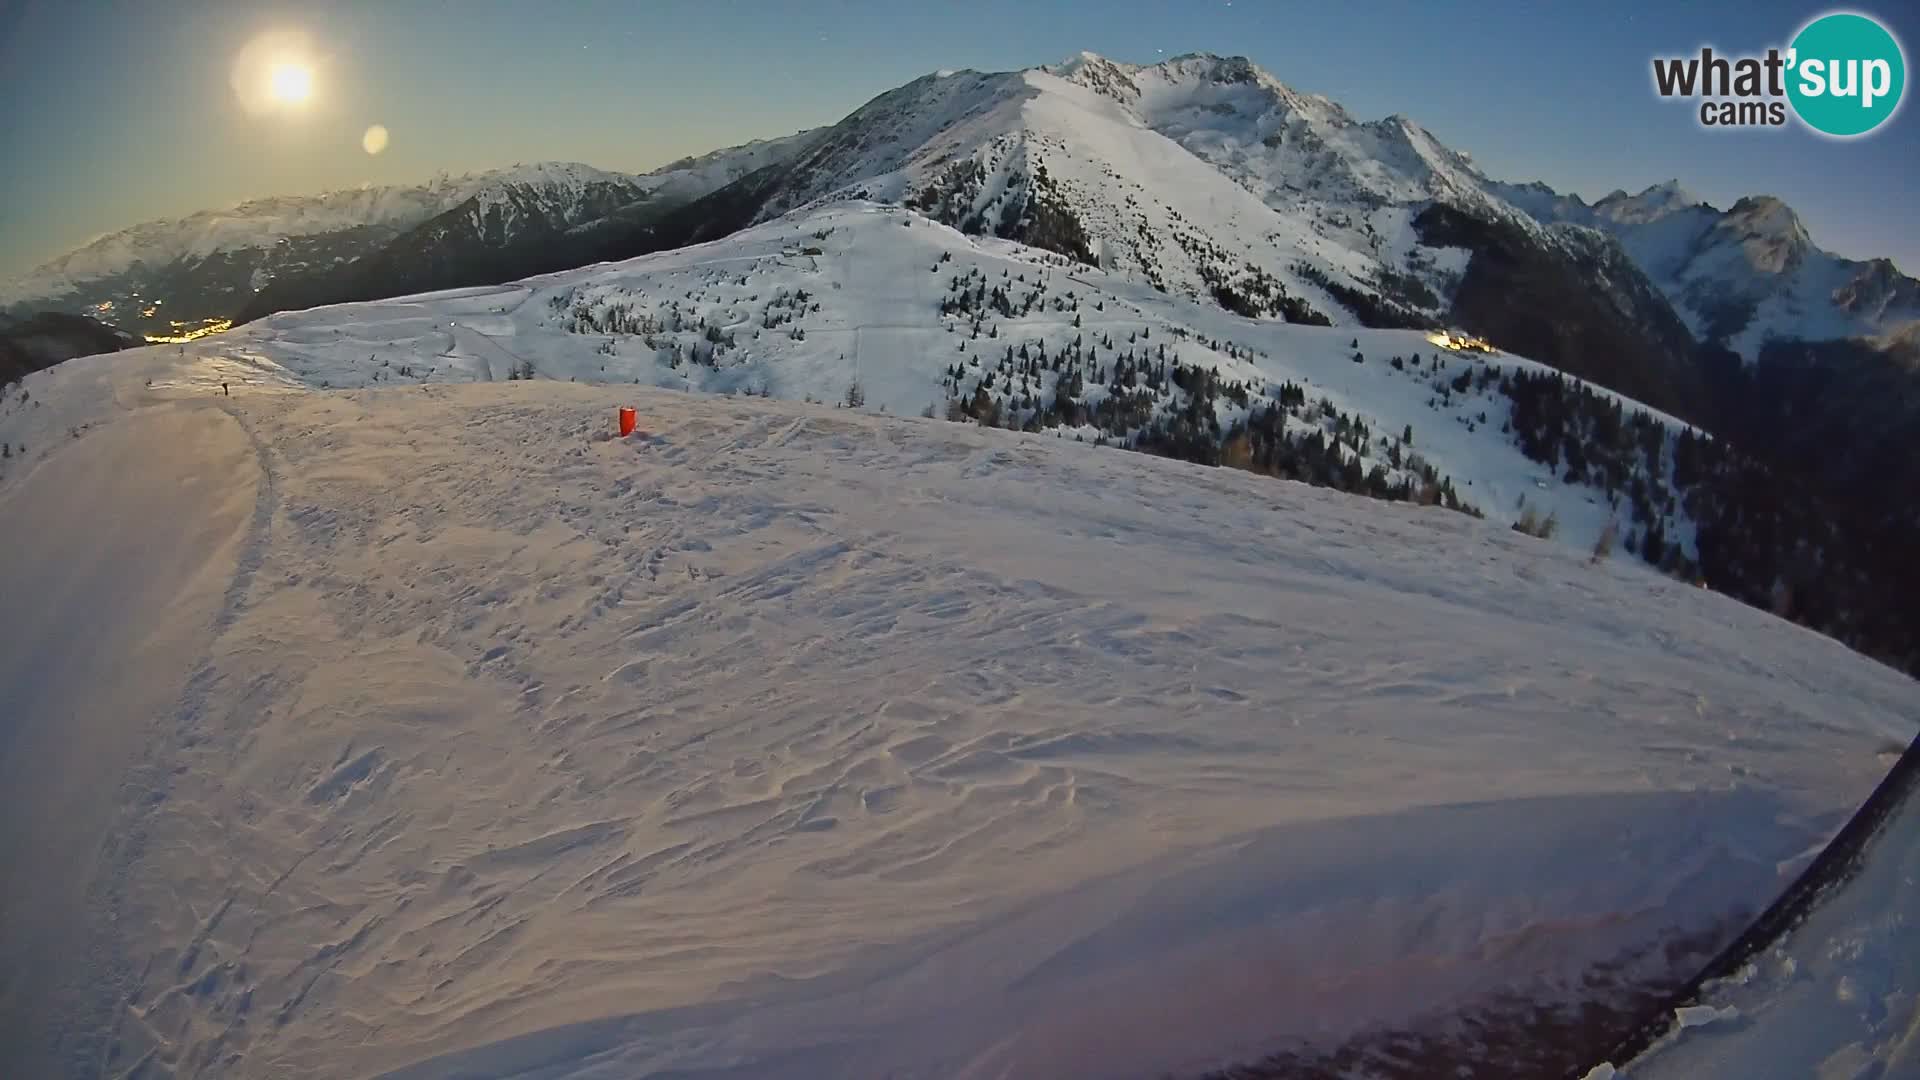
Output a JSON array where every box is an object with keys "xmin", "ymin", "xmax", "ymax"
[{"xmin": 1427, "ymin": 329, "xmax": 1496, "ymax": 354}]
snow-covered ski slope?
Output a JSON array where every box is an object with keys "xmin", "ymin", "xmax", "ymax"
[
  {"xmin": 1, "ymin": 334, "xmax": 1916, "ymax": 1079},
  {"xmin": 206, "ymin": 203, "xmax": 1691, "ymax": 559}
]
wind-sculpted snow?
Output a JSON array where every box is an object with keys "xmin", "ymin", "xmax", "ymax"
[{"xmin": 1, "ymin": 337, "xmax": 1915, "ymax": 1077}]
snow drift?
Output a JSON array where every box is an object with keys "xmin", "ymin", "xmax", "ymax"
[{"xmin": 1, "ymin": 333, "xmax": 1915, "ymax": 1078}]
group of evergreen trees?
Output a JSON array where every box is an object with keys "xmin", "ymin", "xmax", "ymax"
[
  {"xmin": 908, "ymin": 159, "xmax": 1098, "ymax": 267},
  {"xmin": 933, "ymin": 297, "xmax": 1478, "ymax": 520},
  {"xmin": 1219, "ymin": 398, "xmax": 1469, "ymax": 509},
  {"xmin": 554, "ymin": 272, "xmax": 834, "ymax": 374},
  {"xmin": 1291, "ymin": 261, "xmax": 1435, "ymax": 330},
  {"xmin": 1500, "ymin": 365, "xmax": 1919, "ymax": 674},
  {"xmin": 1503, "ymin": 368, "xmax": 1698, "ymax": 576},
  {"xmin": 1174, "ymin": 227, "xmax": 1330, "ymax": 325}
]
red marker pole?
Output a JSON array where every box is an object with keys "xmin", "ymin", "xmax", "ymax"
[{"xmin": 618, "ymin": 407, "xmax": 637, "ymax": 437}]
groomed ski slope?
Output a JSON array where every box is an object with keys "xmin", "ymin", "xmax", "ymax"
[
  {"xmin": 1, "ymin": 340, "xmax": 1915, "ymax": 1079},
  {"xmin": 210, "ymin": 203, "xmax": 1692, "ymax": 558}
]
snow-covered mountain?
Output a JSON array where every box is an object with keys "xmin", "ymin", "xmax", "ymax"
[
  {"xmin": 440, "ymin": 52, "xmax": 1684, "ymax": 421},
  {"xmin": 1048, "ymin": 52, "xmax": 1538, "ymax": 235},
  {"xmin": 2, "ymin": 182, "xmax": 468, "ymax": 307},
  {"xmin": 636, "ymin": 53, "xmax": 1909, "ymax": 387},
  {"xmin": 1496, "ymin": 179, "xmax": 1920, "ymax": 358},
  {"xmin": 254, "ymin": 163, "xmax": 663, "ymax": 310},
  {"xmin": 730, "ymin": 53, "xmax": 1526, "ymax": 323},
  {"xmin": 641, "ymin": 129, "xmax": 824, "ymax": 205},
  {"xmin": 15, "ymin": 50, "xmax": 1915, "ymax": 384},
  {"xmin": 197, "ymin": 196, "xmax": 1920, "ymax": 673},
  {"xmin": 28, "ymin": 51, "xmax": 1684, "ymax": 391},
  {"xmin": 0, "ymin": 145, "xmax": 821, "ymax": 337},
  {"xmin": 185, "ymin": 203, "xmax": 1693, "ymax": 564}
]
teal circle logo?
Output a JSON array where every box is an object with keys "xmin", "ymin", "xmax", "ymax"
[{"xmin": 1787, "ymin": 12, "xmax": 1906, "ymax": 137}]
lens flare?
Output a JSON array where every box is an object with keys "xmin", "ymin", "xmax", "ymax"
[{"xmin": 362, "ymin": 124, "xmax": 390, "ymax": 155}]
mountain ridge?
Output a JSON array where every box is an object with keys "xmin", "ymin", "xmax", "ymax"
[
  {"xmin": 1493, "ymin": 178, "xmax": 1920, "ymax": 356},
  {"xmin": 0, "ymin": 143, "xmax": 825, "ymax": 335},
  {"xmin": 11, "ymin": 51, "xmax": 1917, "ymax": 402}
]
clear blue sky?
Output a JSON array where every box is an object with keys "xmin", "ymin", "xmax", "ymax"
[{"xmin": 2, "ymin": 0, "xmax": 1915, "ymax": 277}]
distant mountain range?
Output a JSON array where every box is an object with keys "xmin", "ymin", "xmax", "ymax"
[
  {"xmin": 10, "ymin": 53, "xmax": 1914, "ymax": 421},
  {"xmin": 1494, "ymin": 178, "xmax": 1920, "ymax": 358},
  {"xmin": 7, "ymin": 52, "xmax": 1919, "ymax": 511},
  {"xmin": 7, "ymin": 50, "xmax": 1916, "ymax": 670},
  {"xmin": 0, "ymin": 139, "xmax": 816, "ymax": 339}
]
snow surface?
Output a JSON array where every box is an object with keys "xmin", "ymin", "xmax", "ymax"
[
  {"xmin": 1616, "ymin": 740, "xmax": 1920, "ymax": 1079},
  {"xmin": 201, "ymin": 202, "xmax": 1698, "ymax": 561},
  {"xmin": 0, "ymin": 402, "xmax": 260, "ymax": 1071},
  {"xmin": 1, "ymin": 325, "xmax": 1916, "ymax": 1077}
]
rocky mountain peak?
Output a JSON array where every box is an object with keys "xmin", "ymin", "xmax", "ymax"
[
  {"xmin": 1592, "ymin": 180, "xmax": 1704, "ymax": 225},
  {"xmin": 1716, "ymin": 195, "xmax": 1812, "ymax": 273}
]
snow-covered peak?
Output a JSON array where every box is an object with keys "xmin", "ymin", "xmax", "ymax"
[
  {"xmin": 1055, "ymin": 52, "xmax": 1520, "ymax": 229},
  {"xmin": 1592, "ymin": 180, "xmax": 1705, "ymax": 225},
  {"xmin": 1142, "ymin": 52, "xmax": 1284, "ymax": 88},
  {"xmin": 466, "ymin": 161, "xmax": 632, "ymax": 193},
  {"xmin": 1715, "ymin": 196, "xmax": 1811, "ymax": 272},
  {"xmin": 1837, "ymin": 259, "xmax": 1920, "ymax": 323},
  {"xmin": 1072, "ymin": 52, "xmax": 1344, "ymax": 120},
  {"xmin": 1045, "ymin": 49, "xmax": 1116, "ymax": 77},
  {"xmin": 1045, "ymin": 51, "xmax": 1147, "ymax": 104},
  {"xmin": 669, "ymin": 51, "xmax": 1571, "ymax": 341},
  {"xmin": 456, "ymin": 162, "xmax": 649, "ymax": 222},
  {"xmin": 2, "ymin": 185, "xmax": 441, "ymax": 306},
  {"xmin": 1646, "ymin": 177, "xmax": 1699, "ymax": 203},
  {"xmin": 0, "ymin": 130, "xmax": 835, "ymax": 321}
]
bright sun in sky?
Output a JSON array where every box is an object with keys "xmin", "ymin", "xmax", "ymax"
[
  {"xmin": 268, "ymin": 62, "xmax": 314, "ymax": 106},
  {"xmin": 232, "ymin": 30, "xmax": 321, "ymax": 116}
]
